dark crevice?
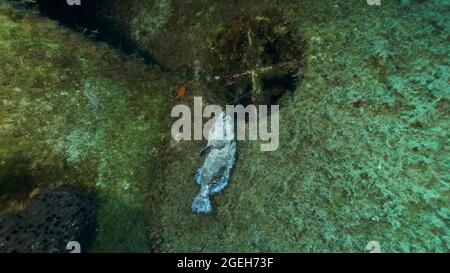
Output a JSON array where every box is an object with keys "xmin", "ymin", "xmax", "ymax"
[
  {"xmin": 205, "ymin": 13, "xmax": 306, "ymax": 109},
  {"xmin": 262, "ymin": 73, "xmax": 297, "ymax": 106},
  {"xmin": 12, "ymin": 0, "xmax": 171, "ymax": 72}
]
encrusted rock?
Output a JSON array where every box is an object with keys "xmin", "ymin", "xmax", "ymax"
[{"xmin": 0, "ymin": 186, "xmax": 96, "ymax": 253}]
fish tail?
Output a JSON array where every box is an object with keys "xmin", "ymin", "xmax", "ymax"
[{"xmin": 191, "ymin": 192, "xmax": 212, "ymax": 214}]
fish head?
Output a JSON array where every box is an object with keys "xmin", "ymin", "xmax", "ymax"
[{"xmin": 209, "ymin": 112, "xmax": 234, "ymax": 141}]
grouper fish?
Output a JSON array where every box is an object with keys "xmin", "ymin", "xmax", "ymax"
[{"xmin": 192, "ymin": 112, "xmax": 236, "ymax": 214}]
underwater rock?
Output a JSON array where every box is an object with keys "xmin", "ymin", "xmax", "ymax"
[
  {"xmin": 204, "ymin": 11, "xmax": 306, "ymax": 106},
  {"xmin": 95, "ymin": 1, "xmax": 305, "ymax": 70},
  {"xmin": 0, "ymin": 186, "xmax": 96, "ymax": 253},
  {"xmin": 0, "ymin": 2, "xmax": 170, "ymax": 252},
  {"xmin": 192, "ymin": 112, "xmax": 236, "ymax": 214},
  {"xmin": 92, "ymin": 1, "xmax": 308, "ymax": 107},
  {"xmin": 157, "ymin": 1, "xmax": 450, "ymax": 252},
  {"xmin": 1, "ymin": 0, "xmax": 448, "ymax": 253}
]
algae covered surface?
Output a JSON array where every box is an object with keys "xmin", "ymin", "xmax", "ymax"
[
  {"xmin": 0, "ymin": 1, "xmax": 171, "ymax": 252},
  {"xmin": 0, "ymin": 0, "xmax": 449, "ymax": 252}
]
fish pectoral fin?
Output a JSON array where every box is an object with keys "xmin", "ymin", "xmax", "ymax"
[{"xmin": 199, "ymin": 145, "xmax": 212, "ymax": 157}]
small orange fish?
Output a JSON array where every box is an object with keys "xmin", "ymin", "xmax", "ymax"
[{"xmin": 176, "ymin": 84, "xmax": 187, "ymax": 98}]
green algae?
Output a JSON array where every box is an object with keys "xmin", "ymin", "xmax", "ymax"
[
  {"xmin": 138, "ymin": 0, "xmax": 449, "ymax": 252},
  {"xmin": 0, "ymin": 1, "xmax": 171, "ymax": 252},
  {"xmin": 0, "ymin": 0, "xmax": 449, "ymax": 253}
]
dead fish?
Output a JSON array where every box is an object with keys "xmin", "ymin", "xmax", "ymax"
[{"xmin": 192, "ymin": 112, "xmax": 236, "ymax": 214}]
